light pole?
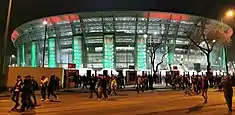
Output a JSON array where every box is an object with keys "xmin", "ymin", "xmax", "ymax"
[
  {"xmin": 2, "ymin": 0, "xmax": 13, "ymax": 76},
  {"xmin": 221, "ymin": 9, "xmax": 234, "ymax": 75},
  {"xmin": 42, "ymin": 20, "xmax": 48, "ymax": 67}
]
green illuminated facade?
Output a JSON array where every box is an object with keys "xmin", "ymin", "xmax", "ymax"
[
  {"xmin": 72, "ymin": 36, "xmax": 82, "ymax": 68},
  {"xmin": 48, "ymin": 38, "xmax": 56, "ymax": 68},
  {"xmin": 31, "ymin": 41, "xmax": 37, "ymax": 67},
  {"xmin": 21, "ymin": 44, "xmax": 25, "ymax": 67},
  {"xmin": 103, "ymin": 35, "xmax": 115, "ymax": 69},
  {"xmin": 136, "ymin": 35, "xmax": 147, "ymax": 70},
  {"xmin": 11, "ymin": 11, "xmax": 232, "ymax": 70}
]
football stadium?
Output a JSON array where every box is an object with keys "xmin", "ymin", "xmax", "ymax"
[{"xmin": 10, "ymin": 11, "xmax": 233, "ymax": 75}]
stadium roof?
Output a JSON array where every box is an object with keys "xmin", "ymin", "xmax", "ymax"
[{"xmin": 11, "ymin": 11, "xmax": 233, "ymax": 43}]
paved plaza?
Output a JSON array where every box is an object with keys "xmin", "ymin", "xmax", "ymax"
[{"xmin": 0, "ymin": 89, "xmax": 234, "ymax": 115}]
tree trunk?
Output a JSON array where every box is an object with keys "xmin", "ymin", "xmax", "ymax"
[
  {"xmin": 151, "ymin": 62, "xmax": 155, "ymax": 73},
  {"xmin": 206, "ymin": 53, "xmax": 211, "ymax": 76}
]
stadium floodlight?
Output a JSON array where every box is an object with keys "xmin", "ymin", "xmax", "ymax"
[{"xmin": 43, "ymin": 20, "xmax": 48, "ymax": 25}]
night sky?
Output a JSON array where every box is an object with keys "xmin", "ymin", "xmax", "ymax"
[{"xmin": 0, "ymin": 0, "xmax": 235, "ymax": 59}]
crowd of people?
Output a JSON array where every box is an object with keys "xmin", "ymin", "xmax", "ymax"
[
  {"xmin": 163, "ymin": 74, "xmax": 233, "ymax": 111},
  {"xmin": 10, "ymin": 72, "xmax": 234, "ymax": 112},
  {"xmin": 10, "ymin": 75, "xmax": 60, "ymax": 112}
]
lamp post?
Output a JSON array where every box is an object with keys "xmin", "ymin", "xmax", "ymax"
[
  {"xmin": 221, "ymin": 9, "xmax": 234, "ymax": 75},
  {"xmin": 42, "ymin": 20, "xmax": 48, "ymax": 67},
  {"xmin": 2, "ymin": 0, "xmax": 13, "ymax": 76}
]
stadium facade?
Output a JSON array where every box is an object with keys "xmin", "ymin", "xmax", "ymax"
[{"xmin": 11, "ymin": 11, "xmax": 233, "ymax": 72}]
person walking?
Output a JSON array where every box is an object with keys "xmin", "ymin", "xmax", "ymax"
[
  {"xmin": 101, "ymin": 76, "xmax": 108, "ymax": 100},
  {"xmin": 19, "ymin": 76, "xmax": 34, "ymax": 112},
  {"xmin": 46, "ymin": 75, "xmax": 58, "ymax": 101},
  {"xmin": 40, "ymin": 76, "xmax": 48, "ymax": 101},
  {"xmin": 11, "ymin": 75, "xmax": 23, "ymax": 111},
  {"xmin": 136, "ymin": 75, "xmax": 142, "ymax": 94},
  {"xmin": 110, "ymin": 76, "xmax": 117, "ymax": 96},
  {"xmin": 31, "ymin": 76, "xmax": 38, "ymax": 106},
  {"xmin": 97, "ymin": 76, "xmax": 103, "ymax": 100},
  {"xmin": 89, "ymin": 74, "xmax": 98, "ymax": 98},
  {"xmin": 55, "ymin": 76, "xmax": 60, "ymax": 91},
  {"xmin": 221, "ymin": 76, "xmax": 233, "ymax": 112},
  {"xmin": 201, "ymin": 76, "xmax": 209, "ymax": 103}
]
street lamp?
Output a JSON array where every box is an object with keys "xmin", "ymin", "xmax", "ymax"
[
  {"xmin": 225, "ymin": 9, "xmax": 234, "ymax": 18},
  {"xmin": 42, "ymin": 19, "xmax": 48, "ymax": 67},
  {"xmin": 221, "ymin": 9, "xmax": 234, "ymax": 75},
  {"xmin": 2, "ymin": 0, "xmax": 13, "ymax": 76}
]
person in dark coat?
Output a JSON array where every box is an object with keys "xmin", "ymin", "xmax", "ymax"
[
  {"xmin": 11, "ymin": 75, "xmax": 23, "ymax": 111},
  {"xmin": 31, "ymin": 76, "xmax": 38, "ymax": 106},
  {"xmin": 202, "ymin": 76, "xmax": 209, "ymax": 103},
  {"xmin": 148, "ymin": 74, "xmax": 153, "ymax": 90},
  {"xmin": 221, "ymin": 76, "xmax": 233, "ymax": 112},
  {"xmin": 46, "ymin": 75, "xmax": 58, "ymax": 101},
  {"xmin": 19, "ymin": 76, "xmax": 34, "ymax": 112},
  {"xmin": 101, "ymin": 76, "xmax": 108, "ymax": 100},
  {"xmin": 55, "ymin": 76, "xmax": 60, "ymax": 91},
  {"xmin": 89, "ymin": 74, "xmax": 98, "ymax": 98}
]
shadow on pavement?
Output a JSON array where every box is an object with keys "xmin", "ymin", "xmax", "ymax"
[
  {"xmin": 136, "ymin": 102, "xmax": 229, "ymax": 115},
  {"xmin": 49, "ymin": 100, "xmax": 62, "ymax": 103},
  {"xmin": 186, "ymin": 103, "xmax": 206, "ymax": 113},
  {"xmin": 19, "ymin": 110, "xmax": 36, "ymax": 115},
  {"xmin": 108, "ymin": 98, "xmax": 118, "ymax": 101},
  {"xmin": 117, "ymin": 94, "xmax": 128, "ymax": 96},
  {"xmin": 8, "ymin": 109, "xmax": 36, "ymax": 115}
]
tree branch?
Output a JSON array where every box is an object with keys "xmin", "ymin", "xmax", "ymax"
[{"xmin": 188, "ymin": 37, "xmax": 207, "ymax": 54}]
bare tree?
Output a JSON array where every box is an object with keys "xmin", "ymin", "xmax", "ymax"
[
  {"xmin": 148, "ymin": 42, "xmax": 161, "ymax": 74},
  {"xmin": 147, "ymin": 23, "xmax": 172, "ymax": 74},
  {"xmin": 186, "ymin": 17, "xmax": 231, "ymax": 75},
  {"xmin": 155, "ymin": 47, "xmax": 173, "ymax": 73}
]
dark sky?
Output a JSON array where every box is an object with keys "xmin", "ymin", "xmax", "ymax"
[{"xmin": 0, "ymin": 0, "xmax": 235, "ymax": 59}]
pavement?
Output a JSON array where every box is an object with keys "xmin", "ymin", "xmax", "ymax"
[
  {"xmin": 0, "ymin": 89, "xmax": 234, "ymax": 115},
  {"xmin": 0, "ymin": 84, "xmax": 171, "ymax": 97}
]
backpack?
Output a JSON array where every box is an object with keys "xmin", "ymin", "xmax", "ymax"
[{"xmin": 33, "ymin": 80, "xmax": 39, "ymax": 90}]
